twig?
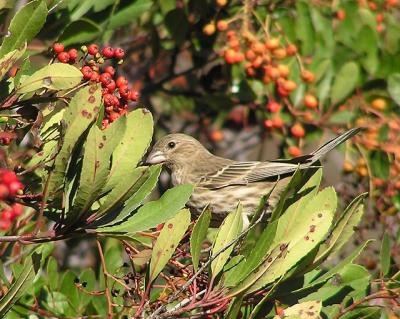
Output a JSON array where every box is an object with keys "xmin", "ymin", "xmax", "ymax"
[{"xmin": 97, "ymin": 240, "xmax": 114, "ymax": 319}]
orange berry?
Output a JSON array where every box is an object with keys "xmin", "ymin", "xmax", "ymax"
[
  {"xmin": 368, "ymin": 1, "xmax": 377, "ymax": 10},
  {"xmin": 234, "ymin": 51, "xmax": 245, "ymax": 63},
  {"xmin": 394, "ymin": 180, "xmax": 400, "ymax": 189},
  {"xmin": 226, "ymin": 30, "xmax": 236, "ymax": 39},
  {"xmin": 357, "ymin": 166, "xmax": 368, "ymax": 177},
  {"xmin": 277, "ymin": 86, "xmax": 290, "ymax": 97},
  {"xmin": 282, "ymin": 80, "xmax": 297, "ymax": 92},
  {"xmin": 288, "ymin": 146, "xmax": 302, "ymax": 157},
  {"xmin": 224, "ymin": 49, "xmax": 237, "ymax": 64},
  {"xmin": 265, "ymin": 65, "xmax": 280, "ymax": 79},
  {"xmin": 303, "ymin": 111, "xmax": 314, "ymax": 122},
  {"xmin": 266, "ymin": 101, "xmax": 281, "ymax": 113},
  {"xmin": 371, "ymin": 98, "xmax": 386, "ymax": 111},
  {"xmin": 336, "ymin": 9, "xmax": 346, "ymax": 20},
  {"xmin": 252, "ymin": 42, "xmax": 265, "ymax": 54},
  {"xmin": 343, "ymin": 161, "xmax": 354, "ymax": 173},
  {"xmin": 301, "ymin": 69, "xmax": 315, "ymax": 83},
  {"xmin": 272, "ymin": 116, "xmax": 284, "ymax": 128},
  {"xmin": 376, "ymin": 23, "xmax": 385, "ymax": 33},
  {"xmin": 217, "ymin": 20, "xmax": 228, "ymax": 31},
  {"xmin": 386, "ymin": 0, "xmax": 398, "ymax": 7},
  {"xmin": 290, "ymin": 123, "xmax": 305, "ymax": 138},
  {"xmin": 304, "ymin": 94, "xmax": 318, "ymax": 109},
  {"xmin": 203, "ymin": 23, "xmax": 216, "ymax": 35},
  {"xmin": 273, "ymin": 48, "xmax": 287, "ymax": 59},
  {"xmin": 245, "ymin": 49, "xmax": 256, "ymax": 61},
  {"xmin": 216, "ymin": 0, "xmax": 228, "ymax": 7},
  {"xmin": 373, "ymin": 178, "xmax": 385, "ymax": 187},
  {"xmin": 277, "ymin": 64, "xmax": 290, "ymax": 78},
  {"xmin": 263, "ymin": 119, "xmax": 274, "ymax": 129},
  {"xmin": 286, "ymin": 44, "xmax": 298, "ymax": 56},
  {"xmin": 376, "ymin": 13, "xmax": 384, "ymax": 23},
  {"xmin": 209, "ymin": 129, "xmax": 224, "ymax": 142},
  {"xmin": 265, "ymin": 37, "xmax": 280, "ymax": 50},
  {"xmin": 252, "ymin": 56, "xmax": 263, "ymax": 68}
]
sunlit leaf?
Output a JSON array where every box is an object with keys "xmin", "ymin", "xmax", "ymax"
[{"xmin": 149, "ymin": 209, "xmax": 191, "ymax": 282}]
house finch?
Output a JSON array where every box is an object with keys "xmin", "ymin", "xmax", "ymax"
[{"xmin": 146, "ymin": 128, "xmax": 361, "ymax": 228}]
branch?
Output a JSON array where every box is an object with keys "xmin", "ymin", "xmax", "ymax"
[{"xmin": 148, "ymin": 207, "xmax": 268, "ymax": 319}]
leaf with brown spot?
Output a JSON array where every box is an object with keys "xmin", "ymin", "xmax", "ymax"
[
  {"xmin": 149, "ymin": 209, "xmax": 191, "ymax": 282},
  {"xmin": 47, "ymin": 85, "xmax": 101, "ymax": 202},
  {"xmin": 67, "ymin": 116, "xmax": 125, "ymax": 223}
]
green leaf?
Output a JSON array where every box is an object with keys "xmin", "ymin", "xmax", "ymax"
[
  {"xmin": 17, "ymin": 63, "xmax": 83, "ymax": 94},
  {"xmin": 368, "ymin": 150, "xmax": 390, "ymax": 179},
  {"xmin": 231, "ymin": 188, "xmax": 336, "ymax": 295},
  {"xmin": 330, "ymin": 62, "xmax": 359, "ymax": 104},
  {"xmin": 68, "ymin": 117, "xmax": 125, "ymax": 222},
  {"xmin": 380, "ymin": 232, "xmax": 391, "ymax": 276},
  {"xmin": 47, "ymin": 84, "xmax": 101, "ymax": 200},
  {"xmin": 69, "ymin": 0, "xmax": 96, "ymax": 21},
  {"xmin": 273, "ymin": 300, "xmax": 321, "ymax": 319},
  {"xmin": 58, "ymin": 18, "xmax": 101, "ymax": 46},
  {"xmin": 46, "ymin": 256, "xmax": 59, "ymax": 291},
  {"xmin": 165, "ymin": 8, "xmax": 189, "ymax": 45},
  {"xmin": 149, "ymin": 209, "xmax": 191, "ymax": 282},
  {"xmin": 94, "ymin": 165, "xmax": 161, "ymax": 226},
  {"xmin": 0, "ymin": 47, "xmax": 26, "ymax": 82},
  {"xmin": 295, "ymin": 1, "xmax": 315, "ymax": 55},
  {"xmin": 388, "ymin": 73, "xmax": 400, "ymax": 106},
  {"xmin": 0, "ymin": 251, "xmax": 41, "ymax": 317},
  {"xmin": 44, "ymin": 292, "xmax": 71, "ymax": 316},
  {"xmin": 312, "ymin": 193, "xmax": 366, "ymax": 267},
  {"xmin": 0, "ymin": 0, "xmax": 47, "ymax": 58},
  {"xmin": 104, "ymin": 109, "xmax": 153, "ymax": 192},
  {"xmin": 97, "ymin": 184, "xmax": 193, "ymax": 234},
  {"xmin": 211, "ymin": 204, "xmax": 243, "ymax": 279},
  {"xmin": 190, "ymin": 207, "xmax": 212, "ymax": 272},
  {"xmin": 108, "ymin": 0, "xmax": 153, "ymax": 29}
]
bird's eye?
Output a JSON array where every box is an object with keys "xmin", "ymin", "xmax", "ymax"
[{"xmin": 168, "ymin": 141, "xmax": 176, "ymax": 149}]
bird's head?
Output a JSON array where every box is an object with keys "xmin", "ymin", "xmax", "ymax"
[{"xmin": 146, "ymin": 133, "xmax": 209, "ymax": 168}]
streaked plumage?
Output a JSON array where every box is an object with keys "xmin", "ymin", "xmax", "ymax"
[{"xmin": 146, "ymin": 128, "xmax": 361, "ymax": 228}]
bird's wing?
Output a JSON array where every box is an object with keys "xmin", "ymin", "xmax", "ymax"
[{"xmin": 198, "ymin": 160, "xmax": 310, "ymax": 189}]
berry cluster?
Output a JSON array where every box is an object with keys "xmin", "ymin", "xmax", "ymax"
[
  {"xmin": 52, "ymin": 43, "xmax": 140, "ymax": 128},
  {"xmin": 0, "ymin": 169, "xmax": 24, "ymax": 231}
]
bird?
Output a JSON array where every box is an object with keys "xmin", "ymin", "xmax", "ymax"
[{"xmin": 146, "ymin": 128, "xmax": 361, "ymax": 228}]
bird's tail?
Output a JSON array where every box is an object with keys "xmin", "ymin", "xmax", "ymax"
[{"xmin": 309, "ymin": 127, "xmax": 362, "ymax": 163}]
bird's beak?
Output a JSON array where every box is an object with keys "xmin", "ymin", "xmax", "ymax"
[{"xmin": 146, "ymin": 151, "xmax": 167, "ymax": 164}]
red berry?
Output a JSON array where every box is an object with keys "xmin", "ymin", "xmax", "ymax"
[
  {"xmin": 114, "ymin": 48, "xmax": 125, "ymax": 59},
  {"xmin": 109, "ymin": 112, "xmax": 120, "ymax": 122},
  {"xmin": 52, "ymin": 43, "xmax": 64, "ymax": 54},
  {"xmin": 8, "ymin": 181, "xmax": 23, "ymax": 195},
  {"xmin": 81, "ymin": 66, "xmax": 93, "ymax": 80},
  {"xmin": 102, "ymin": 46, "xmax": 114, "ymax": 58},
  {"xmin": 1, "ymin": 137, "xmax": 10, "ymax": 145},
  {"xmin": 103, "ymin": 94, "xmax": 114, "ymax": 106},
  {"xmin": 118, "ymin": 85, "xmax": 130, "ymax": 99},
  {"xmin": 87, "ymin": 44, "xmax": 99, "ymax": 55},
  {"xmin": 104, "ymin": 66, "xmax": 115, "ymax": 76},
  {"xmin": 90, "ymin": 71, "xmax": 100, "ymax": 82},
  {"xmin": 266, "ymin": 101, "xmax": 281, "ymax": 113},
  {"xmin": 112, "ymin": 95, "xmax": 120, "ymax": 106},
  {"xmin": 67, "ymin": 48, "xmax": 78, "ymax": 61},
  {"xmin": 290, "ymin": 123, "xmax": 305, "ymax": 138},
  {"xmin": 57, "ymin": 52, "xmax": 70, "ymax": 63},
  {"xmin": 2, "ymin": 209, "xmax": 13, "ymax": 220},
  {"xmin": 106, "ymin": 80, "xmax": 116, "ymax": 92},
  {"xmin": 1, "ymin": 170, "xmax": 17, "ymax": 184},
  {"xmin": 100, "ymin": 72, "xmax": 112, "ymax": 86},
  {"xmin": 0, "ymin": 218, "xmax": 11, "ymax": 231},
  {"xmin": 116, "ymin": 76, "xmax": 128, "ymax": 87},
  {"xmin": 102, "ymin": 119, "xmax": 110, "ymax": 128},
  {"xmin": 128, "ymin": 90, "xmax": 140, "ymax": 101},
  {"xmin": 11, "ymin": 203, "xmax": 23, "ymax": 217},
  {"xmin": 0, "ymin": 184, "xmax": 9, "ymax": 199}
]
